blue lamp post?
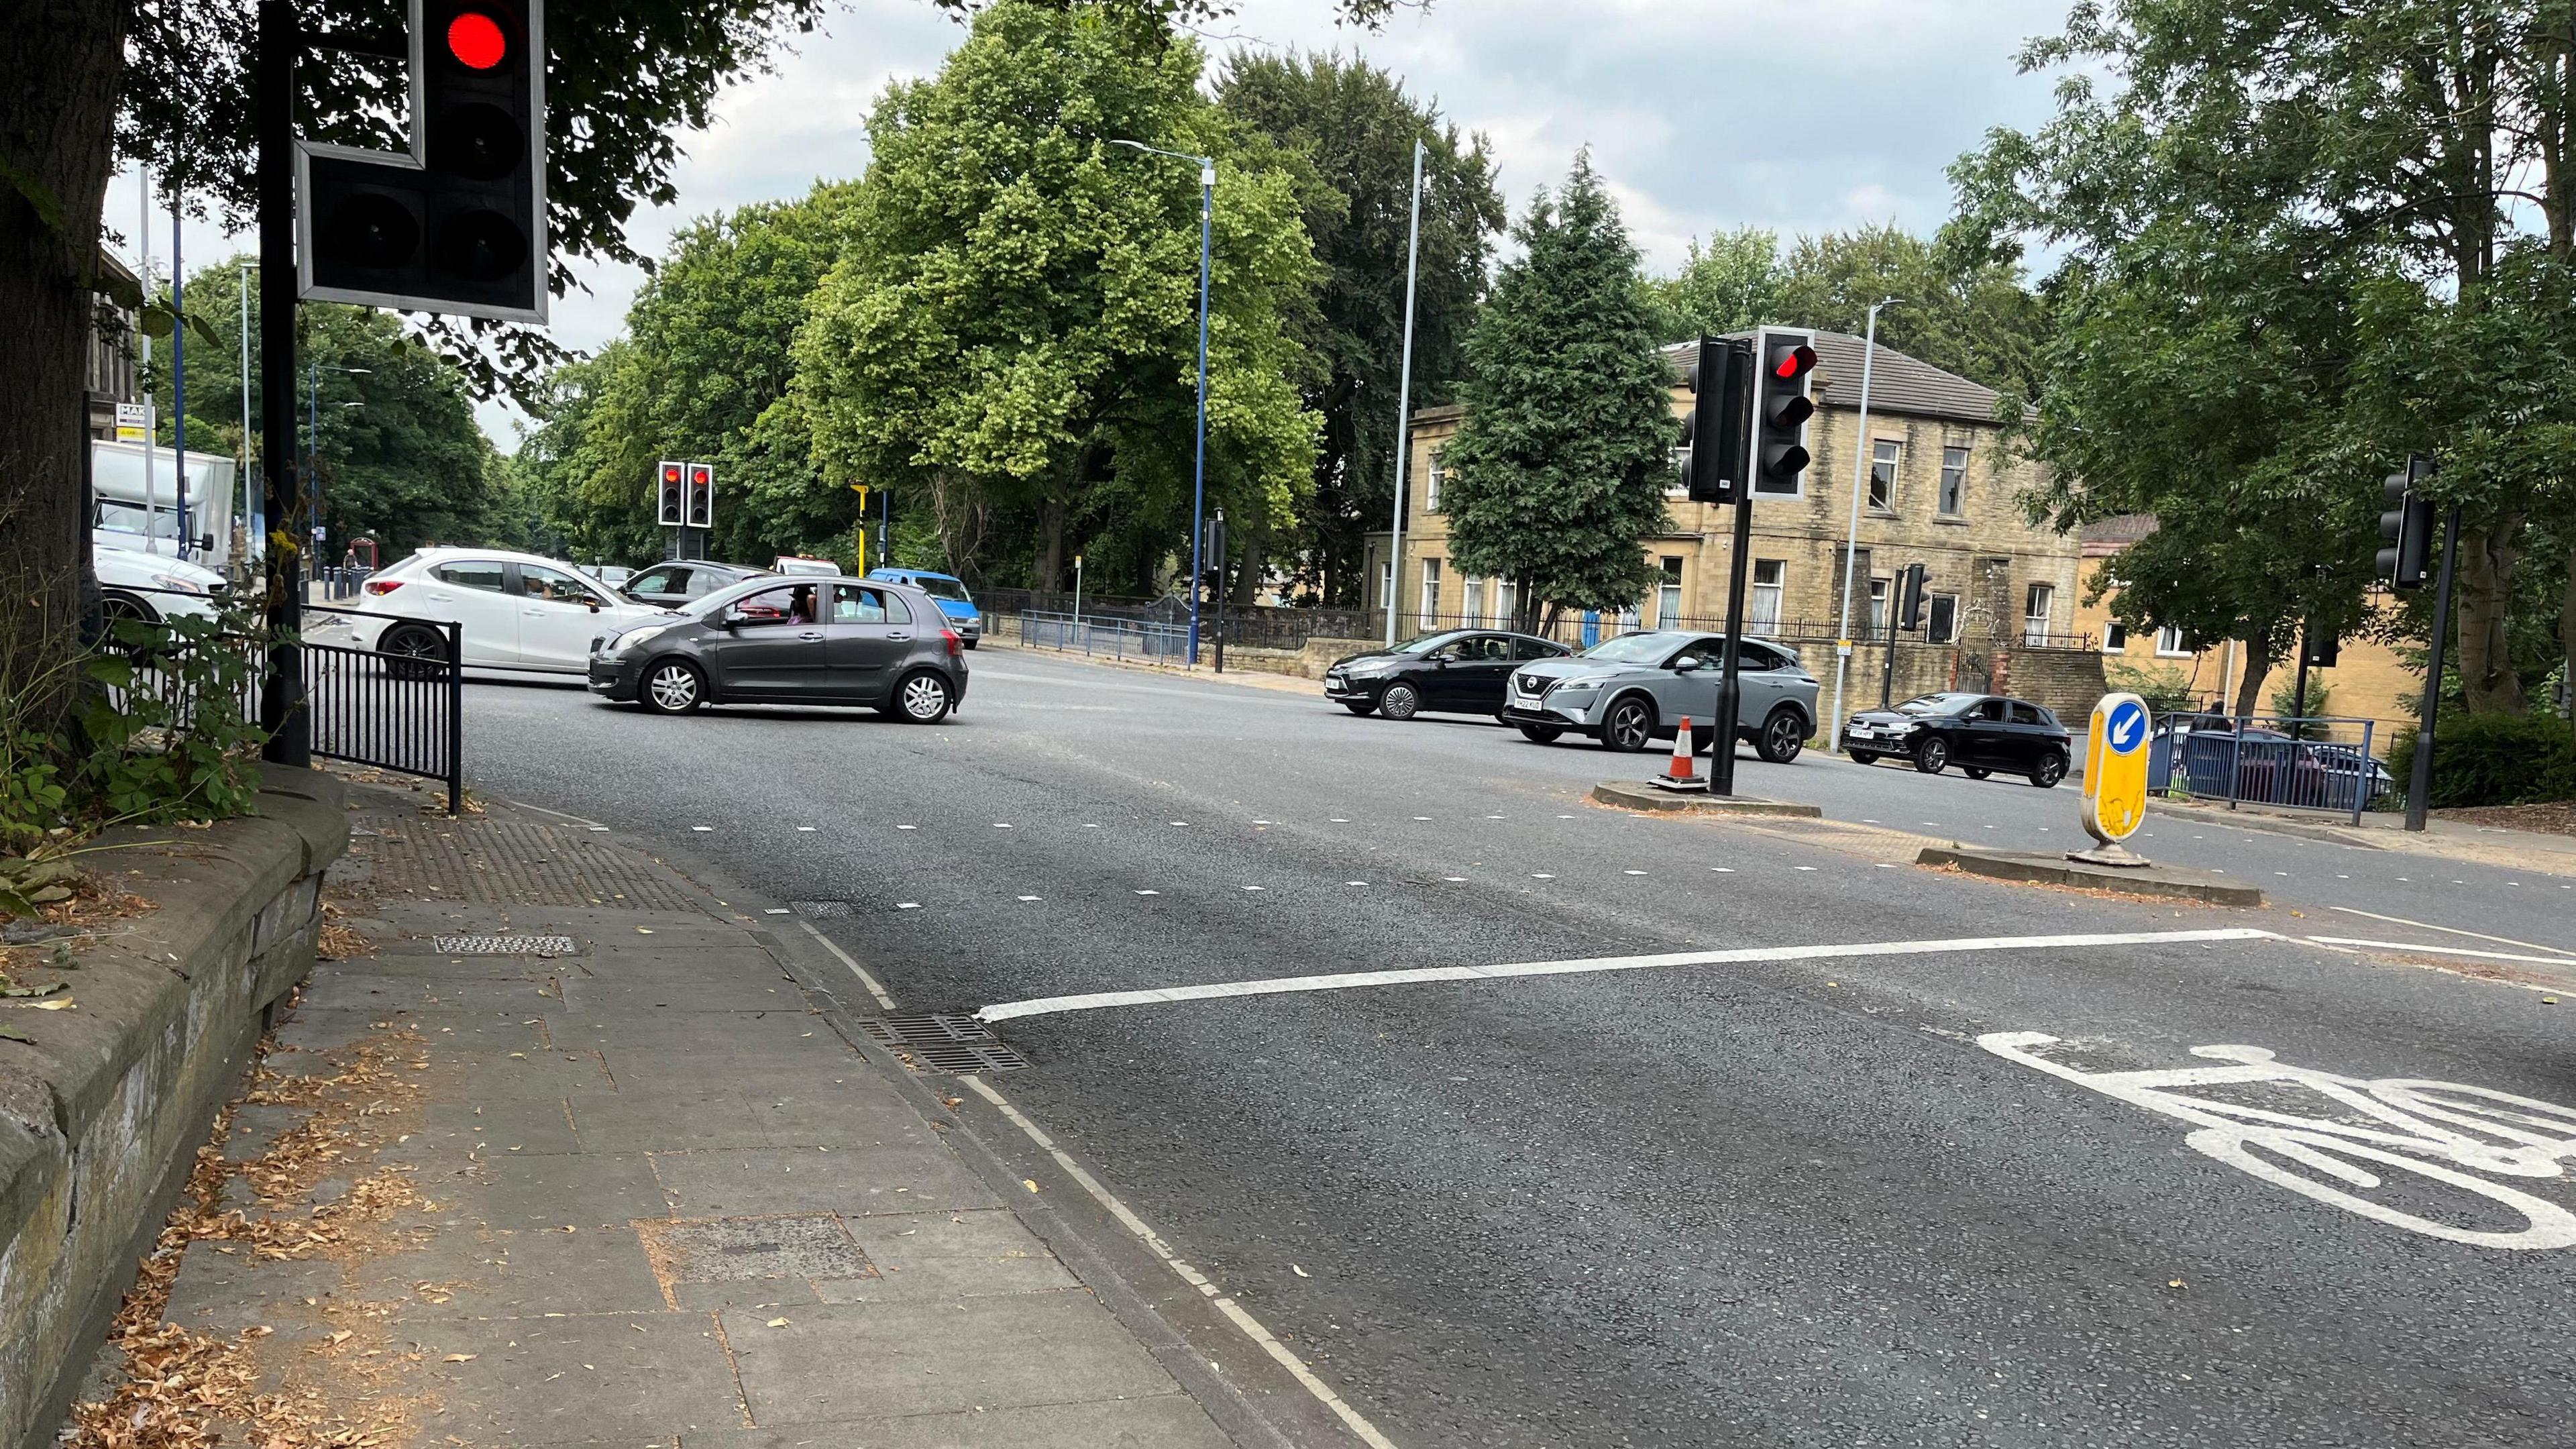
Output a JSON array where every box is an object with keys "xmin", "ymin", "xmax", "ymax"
[{"xmin": 1110, "ymin": 138, "xmax": 1215, "ymax": 665}]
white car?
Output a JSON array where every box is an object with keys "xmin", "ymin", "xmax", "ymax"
[
  {"xmin": 96, "ymin": 542, "xmax": 225, "ymax": 624},
  {"xmin": 346, "ymin": 547, "xmax": 674, "ymax": 674}
]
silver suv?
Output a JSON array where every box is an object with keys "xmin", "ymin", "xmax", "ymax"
[
  {"xmin": 587, "ymin": 574, "xmax": 969, "ymax": 722},
  {"xmin": 1497, "ymin": 631, "xmax": 1819, "ymax": 759}
]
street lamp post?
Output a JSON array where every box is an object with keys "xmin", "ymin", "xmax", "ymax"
[
  {"xmin": 1383, "ymin": 138, "xmax": 1426, "ymax": 647},
  {"xmin": 1828, "ymin": 298, "xmax": 1897, "ymax": 747},
  {"xmin": 1108, "ymin": 138, "xmax": 1215, "ymax": 665},
  {"xmin": 308, "ymin": 362, "xmax": 369, "ymax": 587}
]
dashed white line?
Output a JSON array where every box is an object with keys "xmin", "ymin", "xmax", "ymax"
[
  {"xmin": 898, "ymin": 824, "xmax": 918, "ymax": 830},
  {"xmin": 1017, "ymin": 896, "xmax": 1042, "ymax": 903},
  {"xmin": 797, "ymin": 826, "xmax": 817, "ymax": 833},
  {"xmin": 1710, "ymin": 867, "xmax": 1735, "ymax": 873},
  {"xmin": 1531, "ymin": 873, "xmax": 1555, "ymax": 879},
  {"xmin": 1623, "ymin": 869, "xmax": 1648, "ymax": 876},
  {"xmin": 691, "ymin": 825, "xmax": 713, "ymax": 833},
  {"xmin": 763, "ymin": 908, "xmax": 791, "ymax": 914},
  {"xmin": 1443, "ymin": 876, "xmax": 1466, "ymax": 882},
  {"xmin": 974, "ymin": 927, "xmax": 2280, "ymax": 1024},
  {"xmin": 898, "ymin": 902, "xmax": 921, "ymax": 910},
  {"xmin": 1136, "ymin": 890, "xmax": 1161, "ymax": 896},
  {"xmin": 2326, "ymin": 906, "xmax": 2576, "ymax": 960},
  {"xmin": 1242, "ymin": 885, "xmax": 1265, "ymax": 892},
  {"xmin": 795, "ymin": 920, "xmax": 896, "ymax": 1009},
  {"xmin": 2309, "ymin": 936, "xmax": 2576, "ymax": 969}
]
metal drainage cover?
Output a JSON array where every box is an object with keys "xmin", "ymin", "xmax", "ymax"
[
  {"xmin": 790, "ymin": 900, "xmax": 853, "ymax": 918},
  {"xmin": 431, "ymin": 934, "xmax": 578, "ymax": 956},
  {"xmin": 863, "ymin": 1014, "xmax": 1029, "ymax": 1075}
]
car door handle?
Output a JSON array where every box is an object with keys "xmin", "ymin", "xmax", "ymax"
[
  {"xmin": 887, "ymin": 633, "xmax": 912, "ymax": 641},
  {"xmin": 797, "ymin": 631, "xmax": 824, "ymax": 641}
]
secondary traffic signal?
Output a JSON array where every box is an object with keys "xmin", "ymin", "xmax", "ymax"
[
  {"xmin": 684, "ymin": 464, "xmax": 715, "ymax": 530},
  {"xmin": 1677, "ymin": 335, "xmax": 1751, "ymax": 505},
  {"xmin": 1895, "ymin": 563, "xmax": 1928, "ymax": 632},
  {"xmin": 1750, "ymin": 327, "xmax": 1819, "ymax": 496},
  {"xmin": 2376, "ymin": 454, "xmax": 2435, "ymax": 590},
  {"xmin": 299, "ymin": 0, "xmax": 548, "ymax": 321},
  {"xmin": 656, "ymin": 462, "xmax": 684, "ymax": 527}
]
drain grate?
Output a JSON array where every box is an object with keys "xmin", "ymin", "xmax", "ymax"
[
  {"xmin": 789, "ymin": 900, "xmax": 852, "ymax": 918},
  {"xmin": 431, "ymin": 934, "xmax": 578, "ymax": 955},
  {"xmin": 862, "ymin": 1014, "xmax": 1028, "ymax": 1074}
]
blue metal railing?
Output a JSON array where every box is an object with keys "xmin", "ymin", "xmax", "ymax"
[
  {"xmin": 1018, "ymin": 610, "xmax": 1191, "ymax": 661},
  {"xmin": 2148, "ymin": 713, "xmax": 2388, "ymax": 824}
]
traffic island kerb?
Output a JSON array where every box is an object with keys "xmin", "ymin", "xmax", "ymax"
[
  {"xmin": 1592, "ymin": 779, "xmax": 1825, "ymax": 818},
  {"xmin": 1917, "ymin": 845, "xmax": 2265, "ymax": 908}
]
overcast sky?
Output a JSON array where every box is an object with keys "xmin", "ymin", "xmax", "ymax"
[{"xmin": 106, "ymin": 0, "xmax": 2074, "ymax": 443}]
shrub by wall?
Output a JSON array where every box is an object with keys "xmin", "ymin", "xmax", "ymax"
[{"xmin": 2388, "ymin": 712, "xmax": 2576, "ymax": 809}]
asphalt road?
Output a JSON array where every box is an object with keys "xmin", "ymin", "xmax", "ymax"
[{"xmin": 457, "ymin": 647, "xmax": 2576, "ymax": 1448}]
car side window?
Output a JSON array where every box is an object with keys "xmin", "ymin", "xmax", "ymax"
[
  {"xmin": 1737, "ymin": 643, "xmax": 1783, "ymax": 672},
  {"xmin": 1513, "ymin": 637, "xmax": 1560, "ymax": 660},
  {"xmin": 831, "ymin": 584, "xmax": 893, "ymax": 625},
  {"xmin": 520, "ymin": 564, "xmax": 602, "ymax": 606},
  {"xmin": 2009, "ymin": 702, "xmax": 2045, "ymax": 726},
  {"xmin": 682, "ymin": 569, "xmax": 725, "ymax": 598},
  {"xmin": 1462, "ymin": 636, "xmax": 1507, "ymax": 661},
  {"xmin": 735, "ymin": 584, "xmax": 819, "ymax": 626},
  {"xmin": 432, "ymin": 561, "xmax": 507, "ymax": 592},
  {"xmin": 1970, "ymin": 700, "xmax": 2008, "ymax": 721},
  {"xmin": 629, "ymin": 566, "xmax": 678, "ymax": 594}
]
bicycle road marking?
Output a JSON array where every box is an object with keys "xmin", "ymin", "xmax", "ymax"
[
  {"xmin": 1982, "ymin": 1032, "xmax": 2576, "ymax": 1250},
  {"xmin": 973, "ymin": 927, "xmax": 2276, "ymax": 1024}
]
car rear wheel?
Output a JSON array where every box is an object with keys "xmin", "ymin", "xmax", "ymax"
[
  {"xmin": 380, "ymin": 623, "xmax": 447, "ymax": 681},
  {"xmin": 1600, "ymin": 696, "xmax": 1654, "ymax": 753},
  {"xmin": 1962, "ymin": 767, "xmax": 1991, "ymax": 780},
  {"xmin": 1379, "ymin": 681, "xmax": 1422, "ymax": 720},
  {"xmin": 1913, "ymin": 736, "xmax": 1949, "ymax": 774},
  {"xmin": 100, "ymin": 591, "xmax": 158, "ymax": 627},
  {"xmin": 1517, "ymin": 723, "xmax": 1563, "ymax": 744},
  {"xmin": 1756, "ymin": 708, "xmax": 1806, "ymax": 763},
  {"xmin": 895, "ymin": 670, "xmax": 954, "ymax": 724},
  {"xmin": 2031, "ymin": 750, "xmax": 2069, "ymax": 789},
  {"xmin": 640, "ymin": 659, "xmax": 705, "ymax": 714}
]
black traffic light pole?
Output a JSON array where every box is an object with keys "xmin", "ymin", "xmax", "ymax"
[
  {"xmin": 2405, "ymin": 503, "xmax": 2462, "ymax": 833},
  {"xmin": 1709, "ymin": 483, "xmax": 1758, "ymax": 796},
  {"xmin": 257, "ymin": 0, "xmax": 308, "ymax": 765}
]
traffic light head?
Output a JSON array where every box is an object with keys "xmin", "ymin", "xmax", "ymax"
[
  {"xmin": 300, "ymin": 0, "xmax": 547, "ymax": 321},
  {"xmin": 1750, "ymin": 328, "xmax": 1819, "ymax": 496},
  {"xmin": 685, "ymin": 464, "xmax": 715, "ymax": 530},
  {"xmin": 1896, "ymin": 562, "xmax": 1928, "ymax": 631},
  {"xmin": 1678, "ymin": 336, "xmax": 1752, "ymax": 506},
  {"xmin": 2375, "ymin": 454, "xmax": 2435, "ymax": 590},
  {"xmin": 657, "ymin": 462, "xmax": 684, "ymax": 527}
]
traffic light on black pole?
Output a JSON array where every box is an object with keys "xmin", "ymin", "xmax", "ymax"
[
  {"xmin": 1896, "ymin": 563, "xmax": 1929, "ymax": 632},
  {"xmin": 299, "ymin": 0, "xmax": 547, "ymax": 321},
  {"xmin": 2375, "ymin": 453, "xmax": 2436, "ymax": 590},
  {"xmin": 1678, "ymin": 335, "xmax": 1751, "ymax": 505},
  {"xmin": 657, "ymin": 462, "xmax": 684, "ymax": 527},
  {"xmin": 685, "ymin": 464, "xmax": 714, "ymax": 531},
  {"xmin": 1749, "ymin": 327, "xmax": 1819, "ymax": 496}
]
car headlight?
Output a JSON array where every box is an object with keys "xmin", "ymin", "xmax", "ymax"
[
  {"xmin": 149, "ymin": 572, "xmax": 209, "ymax": 595},
  {"xmin": 1550, "ymin": 680, "xmax": 1599, "ymax": 696},
  {"xmin": 606, "ymin": 623, "xmax": 674, "ymax": 656}
]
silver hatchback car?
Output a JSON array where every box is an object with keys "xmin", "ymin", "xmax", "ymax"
[
  {"xmin": 586, "ymin": 574, "xmax": 969, "ymax": 721},
  {"xmin": 1497, "ymin": 631, "xmax": 1819, "ymax": 759}
]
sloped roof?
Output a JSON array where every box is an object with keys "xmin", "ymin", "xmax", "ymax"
[
  {"xmin": 1660, "ymin": 331, "xmax": 2004, "ymax": 426},
  {"xmin": 2079, "ymin": 514, "xmax": 2159, "ymax": 555}
]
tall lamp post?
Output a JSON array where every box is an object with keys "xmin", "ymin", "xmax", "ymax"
[
  {"xmin": 1828, "ymin": 298, "xmax": 1897, "ymax": 747},
  {"xmin": 308, "ymin": 362, "xmax": 369, "ymax": 585},
  {"xmin": 1109, "ymin": 138, "xmax": 1216, "ymax": 665},
  {"xmin": 1383, "ymin": 138, "xmax": 1426, "ymax": 647}
]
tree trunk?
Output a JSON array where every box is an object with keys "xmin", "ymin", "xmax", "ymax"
[
  {"xmin": 1232, "ymin": 511, "xmax": 1267, "ymax": 606},
  {"xmin": 0, "ymin": 0, "xmax": 127, "ymax": 734},
  {"xmin": 2455, "ymin": 517, "xmax": 2528, "ymax": 714},
  {"xmin": 2561, "ymin": 539, "xmax": 2575, "ymax": 720},
  {"xmin": 2232, "ymin": 635, "xmax": 2272, "ymax": 719},
  {"xmin": 928, "ymin": 470, "xmax": 987, "ymax": 584},
  {"xmin": 1035, "ymin": 490, "xmax": 1066, "ymax": 593}
]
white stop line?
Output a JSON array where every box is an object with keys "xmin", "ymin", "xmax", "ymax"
[
  {"xmin": 973, "ymin": 927, "xmax": 2277, "ymax": 1024},
  {"xmin": 1982, "ymin": 1032, "xmax": 2576, "ymax": 1249}
]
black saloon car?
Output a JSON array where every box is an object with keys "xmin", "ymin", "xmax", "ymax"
[
  {"xmin": 619, "ymin": 559, "xmax": 771, "ymax": 610},
  {"xmin": 1324, "ymin": 629, "xmax": 1573, "ymax": 720},
  {"xmin": 588, "ymin": 574, "xmax": 968, "ymax": 721},
  {"xmin": 1841, "ymin": 692, "xmax": 2072, "ymax": 787}
]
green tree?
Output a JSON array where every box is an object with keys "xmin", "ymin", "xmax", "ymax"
[
  {"xmin": 1642, "ymin": 225, "xmax": 1779, "ymax": 341},
  {"xmin": 793, "ymin": 0, "xmax": 1319, "ymax": 591},
  {"xmin": 1439, "ymin": 153, "xmax": 1673, "ymax": 627},
  {"xmin": 1217, "ymin": 50, "xmax": 1505, "ymax": 606},
  {"xmin": 1769, "ymin": 223, "xmax": 2047, "ymax": 399}
]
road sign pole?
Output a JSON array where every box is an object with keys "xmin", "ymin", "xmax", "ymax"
[
  {"xmin": 1710, "ymin": 489, "xmax": 1756, "ymax": 797},
  {"xmin": 2405, "ymin": 503, "xmax": 2462, "ymax": 833}
]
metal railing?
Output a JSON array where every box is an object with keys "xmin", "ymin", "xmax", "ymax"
[
  {"xmin": 2147, "ymin": 712, "xmax": 2387, "ymax": 824},
  {"xmin": 301, "ymin": 603, "xmax": 464, "ymax": 814},
  {"xmin": 1018, "ymin": 610, "xmax": 1191, "ymax": 661}
]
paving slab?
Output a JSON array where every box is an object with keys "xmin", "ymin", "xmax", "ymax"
[
  {"xmin": 719, "ymin": 1294, "xmax": 1181, "ymax": 1425},
  {"xmin": 676, "ymin": 1395, "xmax": 1234, "ymax": 1448},
  {"xmin": 412, "ymin": 1311, "xmax": 747, "ymax": 1441},
  {"xmin": 649, "ymin": 1146, "xmax": 1002, "ymax": 1218}
]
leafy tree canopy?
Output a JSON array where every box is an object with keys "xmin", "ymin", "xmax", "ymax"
[{"xmin": 1641, "ymin": 225, "xmax": 1777, "ymax": 343}]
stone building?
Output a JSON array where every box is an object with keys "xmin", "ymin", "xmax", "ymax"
[{"xmin": 1363, "ymin": 331, "xmax": 2104, "ymax": 722}]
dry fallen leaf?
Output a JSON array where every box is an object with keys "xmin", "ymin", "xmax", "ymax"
[
  {"xmin": 766, "ymin": 1317, "xmax": 790, "ymax": 1328},
  {"xmin": 1024, "ymin": 1179, "xmax": 1040, "ymax": 1193},
  {"xmin": 443, "ymin": 1353, "xmax": 477, "ymax": 1362}
]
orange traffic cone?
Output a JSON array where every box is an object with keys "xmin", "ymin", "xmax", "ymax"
[{"xmin": 1652, "ymin": 716, "xmax": 1704, "ymax": 791}]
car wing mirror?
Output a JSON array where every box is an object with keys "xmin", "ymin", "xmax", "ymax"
[{"xmin": 1673, "ymin": 657, "xmax": 1701, "ymax": 672}]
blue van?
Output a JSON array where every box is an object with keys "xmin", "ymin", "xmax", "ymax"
[{"xmin": 867, "ymin": 568, "xmax": 982, "ymax": 648}]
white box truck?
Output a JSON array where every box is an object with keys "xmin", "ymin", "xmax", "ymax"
[{"xmin": 90, "ymin": 438, "xmax": 247, "ymax": 571}]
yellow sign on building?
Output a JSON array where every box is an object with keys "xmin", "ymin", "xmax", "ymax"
[{"xmin": 2082, "ymin": 692, "xmax": 2153, "ymax": 845}]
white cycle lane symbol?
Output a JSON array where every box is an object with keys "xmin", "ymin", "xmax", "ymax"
[{"xmin": 1980, "ymin": 1032, "xmax": 2576, "ymax": 1249}]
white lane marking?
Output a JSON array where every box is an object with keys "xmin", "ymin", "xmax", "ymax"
[
  {"xmin": 1136, "ymin": 890, "xmax": 1161, "ymax": 896},
  {"xmin": 975, "ymin": 928, "xmax": 2277, "ymax": 1024},
  {"xmin": 1018, "ymin": 896, "xmax": 1042, "ymax": 903},
  {"xmin": 1623, "ymin": 869, "xmax": 1648, "ymax": 876},
  {"xmin": 2328, "ymin": 906, "xmax": 2576, "ymax": 960},
  {"xmin": 2310, "ymin": 936, "xmax": 2576, "ymax": 969},
  {"xmin": 898, "ymin": 902, "xmax": 921, "ymax": 910},
  {"xmin": 1083, "ymin": 823, "xmax": 1101, "ymax": 828},
  {"xmin": 763, "ymin": 908, "xmax": 791, "ymax": 914},
  {"xmin": 994, "ymin": 822, "xmax": 1013, "ymax": 828},
  {"xmin": 797, "ymin": 826, "xmax": 817, "ymax": 833},
  {"xmin": 1252, "ymin": 819, "xmax": 1272, "ymax": 825},
  {"xmin": 1710, "ymin": 867, "xmax": 1734, "ymax": 873},
  {"xmin": 691, "ymin": 825, "xmax": 713, "ymax": 833},
  {"xmin": 1413, "ymin": 816, "xmax": 1432, "ymax": 821},
  {"xmin": 508, "ymin": 798, "xmax": 614, "ymax": 830},
  {"xmin": 1443, "ymin": 876, "xmax": 1466, "ymax": 882},
  {"xmin": 1795, "ymin": 866, "xmax": 1819, "ymax": 872},
  {"xmin": 1330, "ymin": 817, "xmax": 1350, "ymax": 822},
  {"xmin": 1346, "ymin": 881, "xmax": 1368, "ymax": 887},
  {"xmin": 1171, "ymin": 820, "xmax": 1189, "ymax": 826},
  {"xmin": 1531, "ymin": 873, "xmax": 1555, "ymax": 879},
  {"xmin": 1242, "ymin": 885, "xmax": 1265, "ymax": 892},
  {"xmin": 1980, "ymin": 1032, "xmax": 2576, "ymax": 1250},
  {"xmin": 956, "ymin": 1075, "xmax": 1403, "ymax": 1448},
  {"xmin": 898, "ymin": 824, "xmax": 918, "ymax": 830},
  {"xmin": 796, "ymin": 920, "xmax": 896, "ymax": 1009}
]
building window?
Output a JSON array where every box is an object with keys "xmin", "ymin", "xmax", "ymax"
[
  {"xmin": 1868, "ymin": 577, "xmax": 1890, "ymax": 636},
  {"xmin": 1939, "ymin": 446, "xmax": 1968, "ymax": 517},
  {"xmin": 1656, "ymin": 556, "xmax": 1683, "ymax": 627},
  {"xmin": 2103, "ymin": 620, "xmax": 2129, "ymax": 651},
  {"xmin": 2024, "ymin": 584, "xmax": 2055, "ymax": 646},
  {"xmin": 1869, "ymin": 440, "xmax": 1900, "ymax": 511},
  {"xmin": 1425, "ymin": 449, "xmax": 1445, "ymax": 513},
  {"xmin": 1463, "ymin": 576, "xmax": 1486, "ymax": 628},
  {"xmin": 1497, "ymin": 578, "xmax": 1519, "ymax": 630},
  {"xmin": 1419, "ymin": 557, "xmax": 1442, "ymax": 629},
  {"xmin": 1378, "ymin": 559, "xmax": 1392, "ymax": 613},
  {"xmin": 1749, "ymin": 559, "xmax": 1785, "ymax": 633},
  {"xmin": 1927, "ymin": 593, "xmax": 1959, "ymax": 645},
  {"xmin": 2156, "ymin": 624, "xmax": 2190, "ymax": 658}
]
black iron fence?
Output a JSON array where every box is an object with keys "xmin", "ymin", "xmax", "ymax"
[{"xmin": 301, "ymin": 603, "xmax": 464, "ymax": 814}]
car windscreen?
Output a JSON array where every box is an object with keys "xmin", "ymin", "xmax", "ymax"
[
  {"xmin": 1580, "ymin": 633, "xmax": 1674, "ymax": 664},
  {"xmin": 1896, "ymin": 692, "xmax": 1983, "ymax": 716},
  {"xmin": 1392, "ymin": 631, "xmax": 1464, "ymax": 655},
  {"xmin": 911, "ymin": 575, "xmax": 972, "ymax": 602}
]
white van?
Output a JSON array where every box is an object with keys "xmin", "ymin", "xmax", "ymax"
[{"xmin": 91, "ymin": 439, "xmax": 244, "ymax": 570}]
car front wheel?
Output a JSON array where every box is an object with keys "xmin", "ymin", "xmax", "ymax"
[
  {"xmin": 2031, "ymin": 750, "xmax": 2069, "ymax": 789},
  {"xmin": 1517, "ymin": 722, "xmax": 1563, "ymax": 744},
  {"xmin": 1599, "ymin": 696, "xmax": 1654, "ymax": 753},
  {"xmin": 895, "ymin": 670, "xmax": 955, "ymax": 723},
  {"xmin": 1756, "ymin": 708, "xmax": 1806, "ymax": 763},
  {"xmin": 1913, "ymin": 735, "xmax": 1949, "ymax": 774},
  {"xmin": 641, "ymin": 658, "xmax": 705, "ymax": 714},
  {"xmin": 1847, "ymin": 749, "xmax": 1880, "ymax": 766},
  {"xmin": 1379, "ymin": 681, "xmax": 1422, "ymax": 720}
]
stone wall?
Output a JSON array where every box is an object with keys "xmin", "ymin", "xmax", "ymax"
[{"xmin": 0, "ymin": 767, "xmax": 349, "ymax": 1449}]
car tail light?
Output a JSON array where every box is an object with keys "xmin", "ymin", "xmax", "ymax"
[
  {"xmin": 364, "ymin": 578, "xmax": 405, "ymax": 595},
  {"xmin": 941, "ymin": 628, "xmax": 962, "ymax": 659}
]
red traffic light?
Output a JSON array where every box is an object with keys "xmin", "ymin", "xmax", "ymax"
[
  {"xmin": 1771, "ymin": 343, "xmax": 1817, "ymax": 379},
  {"xmin": 446, "ymin": 11, "xmax": 507, "ymax": 69},
  {"xmin": 688, "ymin": 465, "xmax": 712, "ymax": 486},
  {"xmin": 663, "ymin": 466, "xmax": 682, "ymax": 483}
]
